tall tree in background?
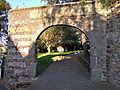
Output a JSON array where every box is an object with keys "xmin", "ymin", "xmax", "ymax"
[
  {"xmin": 59, "ymin": 26, "xmax": 81, "ymax": 51},
  {"xmin": 0, "ymin": 0, "xmax": 11, "ymax": 31},
  {"xmin": 0, "ymin": 0, "xmax": 11, "ymax": 54},
  {"xmin": 38, "ymin": 27, "xmax": 61, "ymax": 53},
  {"xmin": 41, "ymin": 0, "xmax": 80, "ymax": 4},
  {"xmin": 41, "ymin": 0, "xmax": 118, "ymax": 7},
  {"xmin": 41, "ymin": 0, "xmax": 59, "ymax": 4},
  {"xmin": 37, "ymin": 26, "xmax": 82, "ymax": 53}
]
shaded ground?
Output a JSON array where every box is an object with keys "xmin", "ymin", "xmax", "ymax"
[
  {"xmin": 0, "ymin": 79, "xmax": 8, "ymax": 90},
  {"xmin": 27, "ymin": 54, "xmax": 120, "ymax": 90}
]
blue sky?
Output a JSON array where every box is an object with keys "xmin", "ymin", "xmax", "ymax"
[{"xmin": 6, "ymin": 0, "xmax": 47, "ymax": 9}]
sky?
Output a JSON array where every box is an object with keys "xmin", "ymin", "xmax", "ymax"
[{"xmin": 6, "ymin": 0, "xmax": 47, "ymax": 9}]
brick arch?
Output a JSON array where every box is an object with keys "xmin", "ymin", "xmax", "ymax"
[
  {"xmin": 36, "ymin": 24, "xmax": 89, "ymax": 41},
  {"xmin": 5, "ymin": 1, "xmax": 104, "ymax": 86},
  {"xmin": 6, "ymin": 1, "xmax": 120, "ymax": 88},
  {"xmin": 35, "ymin": 24, "xmax": 90, "ymax": 76}
]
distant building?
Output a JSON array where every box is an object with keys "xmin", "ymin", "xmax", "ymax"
[{"xmin": 57, "ymin": 46, "xmax": 64, "ymax": 52}]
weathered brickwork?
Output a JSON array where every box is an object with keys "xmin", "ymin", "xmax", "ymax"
[
  {"xmin": 94, "ymin": 1, "xmax": 120, "ymax": 86},
  {"xmin": 106, "ymin": 14, "xmax": 120, "ymax": 86},
  {"xmin": 6, "ymin": 0, "xmax": 120, "ymax": 87}
]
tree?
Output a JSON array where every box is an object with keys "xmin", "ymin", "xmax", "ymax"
[
  {"xmin": 0, "ymin": 0, "xmax": 11, "ymax": 30},
  {"xmin": 41, "ymin": 0, "xmax": 59, "ymax": 4},
  {"xmin": 41, "ymin": 0, "xmax": 80, "ymax": 4},
  {"xmin": 38, "ymin": 27, "xmax": 61, "ymax": 53},
  {"xmin": 37, "ymin": 26, "xmax": 82, "ymax": 53},
  {"xmin": 41, "ymin": 0, "xmax": 118, "ymax": 7},
  {"xmin": 59, "ymin": 26, "xmax": 82, "ymax": 51},
  {"xmin": 0, "ymin": 0, "xmax": 11, "ymax": 54}
]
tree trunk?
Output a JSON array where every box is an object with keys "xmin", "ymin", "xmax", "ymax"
[{"xmin": 47, "ymin": 45, "xmax": 51, "ymax": 53}]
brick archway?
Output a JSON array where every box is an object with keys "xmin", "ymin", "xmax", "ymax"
[
  {"xmin": 36, "ymin": 24, "xmax": 89, "ymax": 40},
  {"xmin": 6, "ymin": 1, "xmax": 120, "ymax": 87},
  {"xmin": 35, "ymin": 24, "xmax": 90, "ymax": 77}
]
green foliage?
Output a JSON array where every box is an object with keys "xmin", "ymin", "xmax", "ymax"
[
  {"xmin": 100, "ymin": 0, "xmax": 118, "ymax": 8},
  {"xmin": 80, "ymin": 0, "xmax": 86, "ymax": 3},
  {"xmin": 0, "ymin": 0, "xmax": 11, "ymax": 31},
  {"xmin": 36, "ymin": 53, "xmax": 54, "ymax": 76},
  {"xmin": 0, "ymin": 0, "xmax": 11, "ymax": 55},
  {"xmin": 40, "ymin": 0, "xmax": 59, "ymax": 4},
  {"xmin": 38, "ymin": 26, "xmax": 82, "ymax": 53},
  {"xmin": 41, "ymin": 0, "xmax": 117, "ymax": 7},
  {"xmin": 0, "ymin": 0, "xmax": 11, "ymax": 12},
  {"xmin": 38, "ymin": 26, "xmax": 61, "ymax": 53},
  {"xmin": 60, "ymin": 26, "xmax": 81, "ymax": 46},
  {"xmin": 40, "ymin": 27, "xmax": 60, "ymax": 47},
  {"xmin": 41, "ymin": 0, "xmax": 85, "ymax": 4}
]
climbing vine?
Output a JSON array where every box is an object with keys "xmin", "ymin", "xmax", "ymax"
[{"xmin": 100, "ymin": 0, "xmax": 118, "ymax": 8}]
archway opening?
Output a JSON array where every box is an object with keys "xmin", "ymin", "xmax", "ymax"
[{"xmin": 36, "ymin": 24, "xmax": 90, "ymax": 77}]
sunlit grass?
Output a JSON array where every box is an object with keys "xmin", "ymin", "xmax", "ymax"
[
  {"xmin": 52, "ymin": 56, "xmax": 60, "ymax": 60},
  {"xmin": 37, "ymin": 53, "xmax": 50, "ymax": 58},
  {"xmin": 36, "ymin": 50, "xmax": 82, "ymax": 77}
]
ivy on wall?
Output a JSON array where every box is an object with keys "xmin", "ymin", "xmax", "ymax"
[{"xmin": 100, "ymin": 0, "xmax": 118, "ymax": 8}]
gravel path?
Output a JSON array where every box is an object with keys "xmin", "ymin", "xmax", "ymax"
[{"xmin": 27, "ymin": 54, "xmax": 120, "ymax": 90}]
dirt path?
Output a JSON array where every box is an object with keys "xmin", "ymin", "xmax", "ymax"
[{"xmin": 27, "ymin": 54, "xmax": 120, "ymax": 90}]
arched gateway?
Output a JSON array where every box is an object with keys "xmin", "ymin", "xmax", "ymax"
[{"xmin": 6, "ymin": 0, "xmax": 120, "ymax": 87}]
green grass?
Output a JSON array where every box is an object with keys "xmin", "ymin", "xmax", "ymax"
[{"xmin": 36, "ymin": 50, "xmax": 82, "ymax": 77}]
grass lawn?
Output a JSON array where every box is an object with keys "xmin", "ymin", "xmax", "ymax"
[{"xmin": 36, "ymin": 50, "xmax": 81, "ymax": 77}]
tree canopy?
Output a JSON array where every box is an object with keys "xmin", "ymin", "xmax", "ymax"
[
  {"xmin": 41, "ymin": 0, "xmax": 80, "ymax": 4},
  {"xmin": 0, "ymin": 0, "xmax": 10, "ymax": 10},
  {"xmin": 41, "ymin": 0, "xmax": 118, "ymax": 7},
  {"xmin": 0, "ymin": 0, "xmax": 11, "ymax": 31},
  {"xmin": 0, "ymin": 0, "xmax": 11, "ymax": 54},
  {"xmin": 37, "ymin": 26, "xmax": 82, "ymax": 53},
  {"xmin": 38, "ymin": 26, "xmax": 61, "ymax": 53}
]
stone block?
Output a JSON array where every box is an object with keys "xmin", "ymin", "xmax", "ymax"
[{"xmin": 91, "ymin": 68, "xmax": 107, "ymax": 81}]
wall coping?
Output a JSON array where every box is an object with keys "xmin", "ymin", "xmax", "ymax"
[{"xmin": 8, "ymin": 1, "xmax": 94, "ymax": 13}]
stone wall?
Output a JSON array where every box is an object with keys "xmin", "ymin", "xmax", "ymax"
[
  {"xmin": 95, "ymin": 1, "xmax": 120, "ymax": 86},
  {"xmin": 106, "ymin": 9, "xmax": 120, "ymax": 86},
  {"xmin": 6, "ymin": 0, "xmax": 120, "ymax": 87},
  {"xmin": 6, "ymin": 1, "xmax": 95, "ymax": 86}
]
